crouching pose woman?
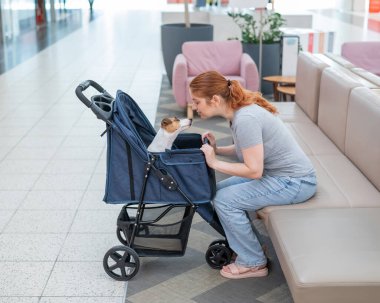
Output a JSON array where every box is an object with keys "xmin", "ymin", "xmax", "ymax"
[{"xmin": 189, "ymin": 71, "xmax": 317, "ymax": 279}]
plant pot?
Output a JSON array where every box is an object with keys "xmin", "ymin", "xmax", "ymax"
[
  {"xmin": 195, "ymin": 0, "xmax": 207, "ymax": 7},
  {"xmin": 243, "ymin": 42, "xmax": 282, "ymax": 95},
  {"xmin": 161, "ymin": 23, "xmax": 213, "ymax": 85}
]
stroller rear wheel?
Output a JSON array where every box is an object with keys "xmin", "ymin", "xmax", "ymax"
[
  {"xmin": 205, "ymin": 244, "xmax": 232, "ymax": 269},
  {"xmin": 103, "ymin": 245, "xmax": 140, "ymax": 281},
  {"xmin": 209, "ymin": 239, "xmax": 229, "ymax": 248}
]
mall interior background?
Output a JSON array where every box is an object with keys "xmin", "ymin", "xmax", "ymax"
[{"xmin": 0, "ymin": 0, "xmax": 379, "ymax": 75}]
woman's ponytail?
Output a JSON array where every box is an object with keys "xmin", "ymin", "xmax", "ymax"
[{"xmin": 226, "ymin": 81, "xmax": 278, "ymax": 115}]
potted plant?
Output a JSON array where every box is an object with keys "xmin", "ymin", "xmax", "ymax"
[
  {"xmin": 228, "ymin": 10, "xmax": 285, "ymax": 94},
  {"xmin": 161, "ymin": 0, "xmax": 213, "ymax": 85}
]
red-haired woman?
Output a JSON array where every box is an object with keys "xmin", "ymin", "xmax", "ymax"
[{"xmin": 189, "ymin": 71, "xmax": 317, "ymax": 279}]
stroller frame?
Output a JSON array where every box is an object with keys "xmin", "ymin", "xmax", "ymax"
[{"xmin": 76, "ymin": 80, "xmax": 233, "ymax": 281}]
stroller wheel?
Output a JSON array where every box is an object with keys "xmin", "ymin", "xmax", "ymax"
[
  {"xmin": 205, "ymin": 244, "xmax": 232, "ymax": 269},
  {"xmin": 103, "ymin": 245, "xmax": 140, "ymax": 281},
  {"xmin": 208, "ymin": 239, "xmax": 229, "ymax": 248}
]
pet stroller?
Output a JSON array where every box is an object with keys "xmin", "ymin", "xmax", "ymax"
[{"xmin": 75, "ymin": 80, "xmax": 233, "ymax": 281}]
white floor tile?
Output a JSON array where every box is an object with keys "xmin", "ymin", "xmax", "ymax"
[
  {"xmin": 5, "ymin": 147, "xmax": 58, "ymax": 160},
  {"xmin": 16, "ymin": 136, "xmax": 65, "ymax": 148},
  {"xmin": 43, "ymin": 159, "xmax": 98, "ymax": 174},
  {"xmin": 3, "ymin": 210, "xmax": 76, "ymax": 233},
  {"xmin": 39, "ymin": 298, "xmax": 124, "ymax": 303},
  {"xmin": 27, "ymin": 125, "xmax": 73, "ymax": 137},
  {"xmin": 70, "ymin": 210, "xmax": 120, "ymax": 233},
  {"xmin": 0, "ymin": 136, "xmax": 20, "ymax": 147},
  {"xmin": 58, "ymin": 233, "xmax": 120, "ymax": 261},
  {"xmin": 87, "ymin": 173, "xmax": 106, "ymax": 190},
  {"xmin": 52, "ymin": 147, "xmax": 103, "ymax": 160},
  {"xmin": 0, "ymin": 298, "xmax": 39, "ymax": 303},
  {"xmin": 79, "ymin": 190, "xmax": 121, "ymax": 210},
  {"xmin": 0, "ymin": 159, "xmax": 49, "ymax": 174},
  {"xmin": 42, "ymin": 262, "xmax": 126, "ymax": 296},
  {"xmin": 0, "ymin": 234, "xmax": 66, "ymax": 261},
  {"xmin": 0, "ymin": 174, "xmax": 39, "ymax": 190},
  {"xmin": 20, "ymin": 190, "xmax": 84, "ymax": 210},
  {"xmin": 0, "ymin": 191, "xmax": 28, "ymax": 210},
  {"xmin": 61, "ymin": 136, "xmax": 104, "ymax": 148},
  {"xmin": 0, "ymin": 210, "xmax": 15, "ymax": 231},
  {"xmin": 94, "ymin": 159, "xmax": 106, "ymax": 174},
  {"xmin": 0, "ymin": 262, "xmax": 54, "ymax": 296},
  {"xmin": 33, "ymin": 174, "xmax": 92, "ymax": 190}
]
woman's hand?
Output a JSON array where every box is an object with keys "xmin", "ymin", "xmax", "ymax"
[
  {"xmin": 202, "ymin": 132, "xmax": 217, "ymax": 152},
  {"xmin": 200, "ymin": 143, "xmax": 218, "ymax": 168}
]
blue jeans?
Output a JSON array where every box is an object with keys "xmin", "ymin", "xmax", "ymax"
[{"xmin": 214, "ymin": 173, "xmax": 317, "ymax": 267}]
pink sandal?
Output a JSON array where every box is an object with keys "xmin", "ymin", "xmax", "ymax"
[{"xmin": 220, "ymin": 263, "xmax": 268, "ymax": 279}]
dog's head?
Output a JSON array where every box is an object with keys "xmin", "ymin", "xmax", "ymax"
[
  {"xmin": 160, "ymin": 117, "xmax": 192, "ymax": 133},
  {"xmin": 147, "ymin": 117, "xmax": 193, "ymax": 152}
]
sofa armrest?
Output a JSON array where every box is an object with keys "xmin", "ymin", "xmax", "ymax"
[
  {"xmin": 172, "ymin": 54, "xmax": 188, "ymax": 108},
  {"xmin": 240, "ymin": 53, "xmax": 259, "ymax": 92}
]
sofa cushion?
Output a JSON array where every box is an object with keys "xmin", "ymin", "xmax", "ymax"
[
  {"xmin": 258, "ymin": 152, "xmax": 380, "ymax": 224},
  {"xmin": 319, "ymin": 52, "xmax": 356, "ymax": 68},
  {"xmin": 273, "ymin": 102, "xmax": 313, "ymax": 124},
  {"xmin": 350, "ymin": 67, "xmax": 380, "ymax": 87},
  {"xmin": 258, "ymin": 155, "xmax": 349, "ymax": 225},
  {"xmin": 345, "ymin": 87, "xmax": 380, "ymax": 191},
  {"xmin": 268, "ymin": 208, "xmax": 380, "ymax": 303},
  {"xmin": 295, "ymin": 52, "xmax": 328, "ymax": 123},
  {"xmin": 182, "ymin": 40, "xmax": 242, "ymax": 76},
  {"xmin": 258, "ymin": 120, "xmax": 380, "ymax": 224},
  {"xmin": 317, "ymin": 67, "xmax": 362, "ymax": 152}
]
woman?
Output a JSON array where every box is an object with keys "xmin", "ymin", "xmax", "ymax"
[{"xmin": 189, "ymin": 71, "xmax": 317, "ymax": 279}]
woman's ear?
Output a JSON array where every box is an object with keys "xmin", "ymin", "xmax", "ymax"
[{"xmin": 210, "ymin": 95, "xmax": 221, "ymax": 106}]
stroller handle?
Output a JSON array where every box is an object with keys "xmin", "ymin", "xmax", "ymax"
[{"xmin": 75, "ymin": 80, "xmax": 114, "ymax": 123}]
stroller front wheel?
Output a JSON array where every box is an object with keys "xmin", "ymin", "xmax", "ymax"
[
  {"xmin": 205, "ymin": 244, "xmax": 232, "ymax": 269},
  {"xmin": 103, "ymin": 245, "xmax": 140, "ymax": 281}
]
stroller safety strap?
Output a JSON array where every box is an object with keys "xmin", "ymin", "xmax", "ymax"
[{"xmin": 152, "ymin": 168, "xmax": 178, "ymax": 191}]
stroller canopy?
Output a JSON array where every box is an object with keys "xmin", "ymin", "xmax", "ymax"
[{"xmin": 111, "ymin": 90, "xmax": 156, "ymax": 162}]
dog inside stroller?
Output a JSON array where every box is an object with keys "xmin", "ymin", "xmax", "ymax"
[{"xmin": 75, "ymin": 80, "xmax": 234, "ymax": 281}]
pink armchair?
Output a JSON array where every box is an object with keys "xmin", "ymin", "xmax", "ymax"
[
  {"xmin": 172, "ymin": 40, "xmax": 259, "ymax": 118},
  {"xmin": 341, "ymin": 41, "xmax": 380, "ymax": 76}
]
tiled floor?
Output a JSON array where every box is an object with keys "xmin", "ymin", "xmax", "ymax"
[
  {"xmin": 0, "ymin": 2, "xmax": 380, "ymax": 302},
  {"xmin": 0, "ymin": 7, "xmax": 162, "ymax": 303}
]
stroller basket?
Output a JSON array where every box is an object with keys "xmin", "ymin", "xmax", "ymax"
[{"xmin": 117, "ymin": 204, "xmax": 195, "ymax": 256}]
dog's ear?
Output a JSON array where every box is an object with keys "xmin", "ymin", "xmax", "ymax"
[{"xmin": 161, "ymin": 118, "xmax": 172, "ymax": 128}]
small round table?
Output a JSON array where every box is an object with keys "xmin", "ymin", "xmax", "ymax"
[
  {"xmin": 262, "ymin": 75, "xmax": 296, "ymax": 101},
  {"xmin": 277, "ymin": 85, "xmax": 296, "ymax": 101}
]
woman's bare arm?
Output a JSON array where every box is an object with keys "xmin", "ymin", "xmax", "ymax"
[
  {"xmin": 215, "ymin": 144, "xmax": 236, "ymax": 156},
  {"xmin": 201, "ymin": 144, "xmax": 264, "ymax": 179}
]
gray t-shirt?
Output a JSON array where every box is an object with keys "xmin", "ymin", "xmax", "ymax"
[{"xmin": 231, "ymin": 104, "xmax": 315, "ymax": 177}]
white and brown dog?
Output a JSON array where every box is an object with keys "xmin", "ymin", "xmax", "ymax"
[{"xmin": 147, "ymin": 117, "xmax": 192, "ymax": 152}]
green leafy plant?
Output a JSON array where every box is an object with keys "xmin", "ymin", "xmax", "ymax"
[{"xmin": 228, "ymin": 11, "xmax": 285, "ymax": 44}]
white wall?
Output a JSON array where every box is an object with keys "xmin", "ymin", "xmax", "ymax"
[{"xmin": 274, "ymin": 0, "xmax": 337, "ymax": 11}]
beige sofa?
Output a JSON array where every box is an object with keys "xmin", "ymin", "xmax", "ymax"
[{"xmin": 260, "ymin": 52, "xmax": 380, "ymax": 303}]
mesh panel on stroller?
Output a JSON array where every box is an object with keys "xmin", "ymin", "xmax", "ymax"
[{"xmin": 75, "ymin": 80, "xmax": 231, "ymax": 281}]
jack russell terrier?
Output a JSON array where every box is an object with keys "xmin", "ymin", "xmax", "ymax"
[{"xmin": 147, "ymin": 117, "xmax": 192, "ymax": 152}]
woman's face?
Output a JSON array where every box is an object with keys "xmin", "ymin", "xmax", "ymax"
[{"xmin": 191, "ymin": 94, "xmax": 214, "ymax": 119}]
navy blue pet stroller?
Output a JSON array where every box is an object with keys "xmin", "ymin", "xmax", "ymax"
[{"xmin": 75, "ymin": 80, "xmax": 233, "ymax": 281}]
